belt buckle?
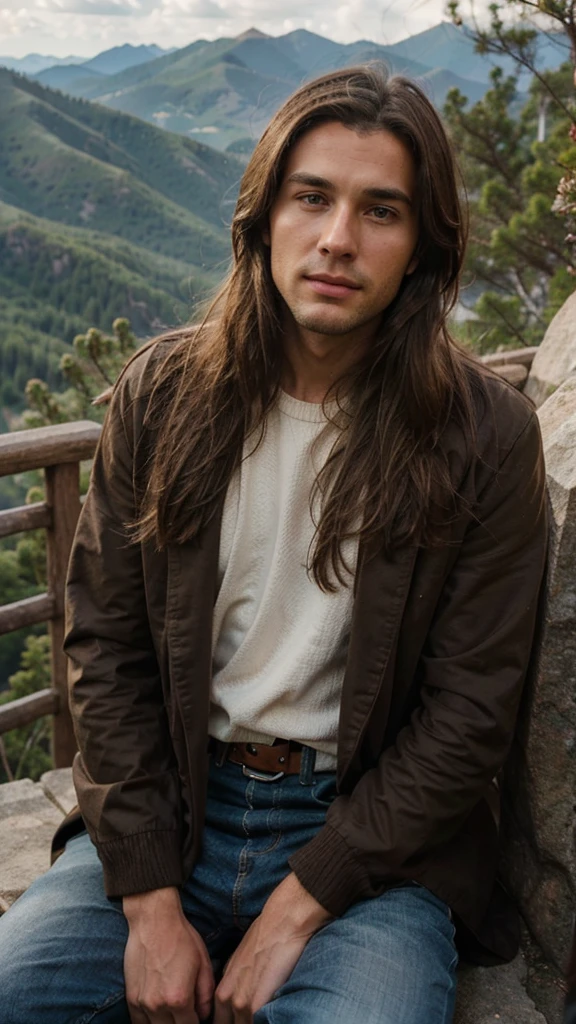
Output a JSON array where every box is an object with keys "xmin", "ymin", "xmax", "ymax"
[{"xmin": 241, "ymin": 765, "xmax": 285, "ymax": 783}]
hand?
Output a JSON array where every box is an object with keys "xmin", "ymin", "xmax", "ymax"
[
  {"xmin": 123, "ymin": 886, "xmax": 215, "ymax": 1023},
  {"xmin": 213, "ymin": 872, "xmax": 332, "ymax": 1023}
]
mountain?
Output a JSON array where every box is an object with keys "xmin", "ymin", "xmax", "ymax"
[
  {"xmin": 58, "ymin": 28, "xmax": 489, "ymax": 152},
  {"xmin": 81, "ymin": 43, "xmax": 170, "ymax": 76},
  {"xmin": 0, "ymin": 54, "xmax": 83, "ymax": 75},
  {"xmin": 13, "ymin": 23, "xmax": 565, "ymax": 155},
  {"xmin": 386, "ymin": 21, "xmax": 570, "ymax": 85},
  {"xmin": 0, "ymin": 68, "xmax": 244, "ymax": 420},
  {"xmin": 34, "ymin": 43, "xmax": 174, "ymax": 91},
  {"xmin": 34, "ymin": 65, "xmax": 106, "ymax": 91},
  {"xmin": 0, "ymin": 44, "xmax": 174, "ymax": 88},
  {"xmin": 0, "ymin": 70, "xmax": 241, "ymax": 251}
]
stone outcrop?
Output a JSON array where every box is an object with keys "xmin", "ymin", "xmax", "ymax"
[
  {"xmin": 0, "ymin": 777, "xmax": 63, "ymax": 907},
  {"xmin": 482, "ymin": 347, "xmax": 539, "ymax": 369},
  {"xmin": 500, "ymin": 375, "xmax": 576, "ymax": 974},
  {"xmin": 40, "ymin": 766, "xmax": 77, "ymax": 815},
  {"xmin": 0, "ymin": 769, "xmax": 78, "ymax": 909},
  {"xmin": 454, "ymin": 957, "xmax": 547, "ymax": 1024},
  {"xmin": 524, "ymin": 292, "xmax": 576, "ymax": 407}
]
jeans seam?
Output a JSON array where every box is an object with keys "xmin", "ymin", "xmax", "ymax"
[
  {"xmin": 440, "ymin": 950, "xmax": 459, "ymax": 1024},
  {"xmin": 74, "ymin": 989, "xmax": 125, "ymax": 1024},
  {"xmin": 232, "ymin": 778, "xmax": 253, "ymax": 925},
  {"xmin": 232, "ymin": 841, "xmax": 249, "ymax": 925}
]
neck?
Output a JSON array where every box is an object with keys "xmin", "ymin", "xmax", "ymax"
[{"xmin": 280, "ymin": 321, "xmax": 376, "ymax": 404}]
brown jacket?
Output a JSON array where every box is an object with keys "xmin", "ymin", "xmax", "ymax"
[{"xmin": 56, "ymin": 341, "xmax": 548, "ymax": 964}]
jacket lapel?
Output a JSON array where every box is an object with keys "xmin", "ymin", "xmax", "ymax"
[
  {"xmin": 338, "ymin": 541, "xmax": 418, "ymax": 785},
  {"xmin": 166, "ymin": 505, "xmax": 223, "ymax": 730}
]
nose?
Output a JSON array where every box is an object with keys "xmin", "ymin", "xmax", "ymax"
[{"xmin": 316, "ymin": 204, "xmax": 357, "ymax": 260}]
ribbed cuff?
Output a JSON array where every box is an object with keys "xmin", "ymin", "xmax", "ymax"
[
  {"xmin": 97, "ymin": 829, "xmax": 184, "ymax": 898},
  {"xmin": 288, "ymin": 824, "xmax": 372, "ymax": 917}
]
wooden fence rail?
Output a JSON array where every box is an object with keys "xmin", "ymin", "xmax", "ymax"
[{"xmin": 0, "ymin": 421, "xmax": 101, "ymax": 767}]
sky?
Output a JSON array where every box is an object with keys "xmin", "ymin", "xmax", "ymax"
[{"xmin": 0, "ymin": 0, "xmax": 454, "ymax": 60}]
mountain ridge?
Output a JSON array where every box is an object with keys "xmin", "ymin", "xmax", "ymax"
[
  {"xmin": 0, "ymin": 68, "xmax": 242, "ymax": 419},
  {"xmin": 43, "ymin": 27, "xmax": 495, "ymax": 152}
]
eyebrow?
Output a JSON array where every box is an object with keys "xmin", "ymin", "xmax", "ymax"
[{"xmin": 285, "ymin": 172, "xmax": 413, "ymax": 207}]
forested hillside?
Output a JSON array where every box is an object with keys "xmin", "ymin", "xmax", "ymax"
[
  {"xmin": 35, "ymin": 27, "xmax": 492, "ymax": 151},
  {"xmin": 0, "ymin": 69, "xmax": 243, "ymax": 428}
]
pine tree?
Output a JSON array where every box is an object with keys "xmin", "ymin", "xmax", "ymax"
[{"xmin": 447, "ymin": 0, "xmax": 576, "ymax": 348}]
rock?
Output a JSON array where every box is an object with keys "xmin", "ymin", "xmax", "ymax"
[
  {"xmin": 524, "ymin": 292, "xmax": 576, "ymax": 407},
  {"xmin": 41, "ymin": 767, "xmax": 76, "ymax": 815},
  {"xmin": 494, "ymin": 363, "xmax": 528, "ymax": 389},
  {"xmin": 537, "ymin": 377, "xmax": 576, "ymax": 441},
  {"xmin": 500, "ymin": 380, "xmax": 576, "ymax": 971},
  {"xmin": 0, "ymin": 779, "xmax": 64, "ymax": 909},
  {"xmin": 454, "ymin": 956, "xmax": 547, "ymax": 1024},
  {"xmin": 482, "ymin": 347, "xmax": 539, "ymax": 370}
]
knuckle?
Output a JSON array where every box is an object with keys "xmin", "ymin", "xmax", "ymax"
[
  {"xmin": 140, "ymin": 998, "xmax": 165, "ymax": 1013},
  {"xmin": 169, "ymin": 991, "xmax": 190, "ymax": 1011},
  {"xmin": 136, "ymin": 990, "xmax": 190, "ymax": 1013},
  {"xmin": 140, "ymin": 999, "xmax": 160, "ymax": 1013}
]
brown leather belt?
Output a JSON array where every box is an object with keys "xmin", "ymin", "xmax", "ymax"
[{"xmin": 210, "ymin": 738, "xmax": 303, "ymax": 780}]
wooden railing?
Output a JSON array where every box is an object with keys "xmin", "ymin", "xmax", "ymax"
[{"xmin": 0, "ymin": 422, "xmax": 101, "ymax": 767}]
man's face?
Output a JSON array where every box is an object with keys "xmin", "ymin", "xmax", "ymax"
[{"xmin": 265, "ymin": 121, "xmax": 419, "ymax": 342}]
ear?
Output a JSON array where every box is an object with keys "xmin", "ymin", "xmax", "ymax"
[
  {"xmin": 405, "ymin": 253, "xmax": 419, "ymax": 276},
  {"xmin": 261, "ymin": 222, "xmax": 271, "ymax": 247}
]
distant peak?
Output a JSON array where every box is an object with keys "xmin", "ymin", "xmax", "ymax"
[{"xmin": 235, "ymin": 28, "xmax": 270, "ymax": 41}]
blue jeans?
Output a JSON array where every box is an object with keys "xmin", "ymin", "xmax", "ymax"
[{"xmin": 0, "ymin": 753, "xmax": 458, "ymax": 1023}]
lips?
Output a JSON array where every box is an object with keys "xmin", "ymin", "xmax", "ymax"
[{"xmin": 304, "ymin": 275, "xmax": 362, "ymax": 298}]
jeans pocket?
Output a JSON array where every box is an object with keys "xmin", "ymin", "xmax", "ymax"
[{"xmin": 310, "ymin": 774, "xmax": 338, "ymax": 807}]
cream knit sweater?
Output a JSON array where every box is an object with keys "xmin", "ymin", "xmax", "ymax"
[{"xmin": 209, "ymin": 390, "xmax": 358, "ymax": 770}]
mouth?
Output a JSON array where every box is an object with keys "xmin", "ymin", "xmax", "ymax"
[{"xmin": 304, "ymin": 274, "xmax": 362, "ymax": 298}]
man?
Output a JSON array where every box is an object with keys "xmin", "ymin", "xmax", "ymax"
[{"xmin": 0, "ymin": 65, "xmax": 547, "ymax": 1024}]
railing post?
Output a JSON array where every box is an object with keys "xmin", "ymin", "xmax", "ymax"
[
  {"xmin": 0, "ymin": 421, "xmax": 100, "ymax": 757},
  {"xmin": 44, "ymin": 461, "xmax": 81, "ymax": 768}
]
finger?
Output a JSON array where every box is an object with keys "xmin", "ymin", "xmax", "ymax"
[
  {"xmin": 213, "ymin": 992, "xmax": 233, "ymax": 1024},
  {"xmin": 141, "ymin": 1008, "xmax": 175, "ymax": 1024},
  {"xmin": 233, "ymin": 1001, "xmax": 253, "ymax": 1024},
  {"xmin": 173, "ymin": 1004, "xmax": 199, "ymax": 1024},
  {"xmin": 127, "ymin": 1002, "xmax": 152, "ymax": 1024},
  {"xmin": 129, "ymin": 1001, "xmax": 190, "ymax": 1024},
  {"xmin": 195, "ymin": 959, "xmax": 215, "ymax": 1021}
]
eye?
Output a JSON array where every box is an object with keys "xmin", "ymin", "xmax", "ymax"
[
  {"xmin": 299, "ymin": 193, "xmax": 327, "ymax": 207},
  {"xmin": 370, "ymin": 206, "xmax": 397, "ymax": 221}
]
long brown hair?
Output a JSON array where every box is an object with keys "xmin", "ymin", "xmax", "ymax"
[{"xmin": 131, "ymin": 64, "xmax": 484, "ymax": 590}]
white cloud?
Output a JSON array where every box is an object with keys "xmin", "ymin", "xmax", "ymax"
[
  {"xmin": 159, "ymin": 0, "xmax": 222, "ymax": 15},
  {"xmin": 0, "ymin": 0, "xmax": 459, "ymax": 57}
]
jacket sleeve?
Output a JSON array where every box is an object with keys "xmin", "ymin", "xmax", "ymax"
[
  {"xmin": 64, "ymin": 369, "xmax": 184, "ymax": 898},
  {"xmin": 289, "ymin": 409, "xmax": 548, "ymax": 916}
]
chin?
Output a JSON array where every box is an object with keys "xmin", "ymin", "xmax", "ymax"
[{"xmin": 293, "ymin": 309, "xmax": 361, "ymax": 336}]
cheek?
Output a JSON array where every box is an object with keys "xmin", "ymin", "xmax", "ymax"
[
  {"xmin": 373, "ymin": 235, "xmax": 418, "ymax": 280},
  {"xmin": 269, "ymin": 224, "xmax": 306, "ymax": 279},
  {"xmin": 270, "ymin": 208, "xmax": 315, "ymax": 253},
  {"xmin": 269, "ymin": 242, "xmax": 293, "ymax": 294}
]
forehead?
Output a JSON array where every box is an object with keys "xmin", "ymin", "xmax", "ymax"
[{"xmin": 281, "ymin": 120, "xmax": 417, "ymax": 198}]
